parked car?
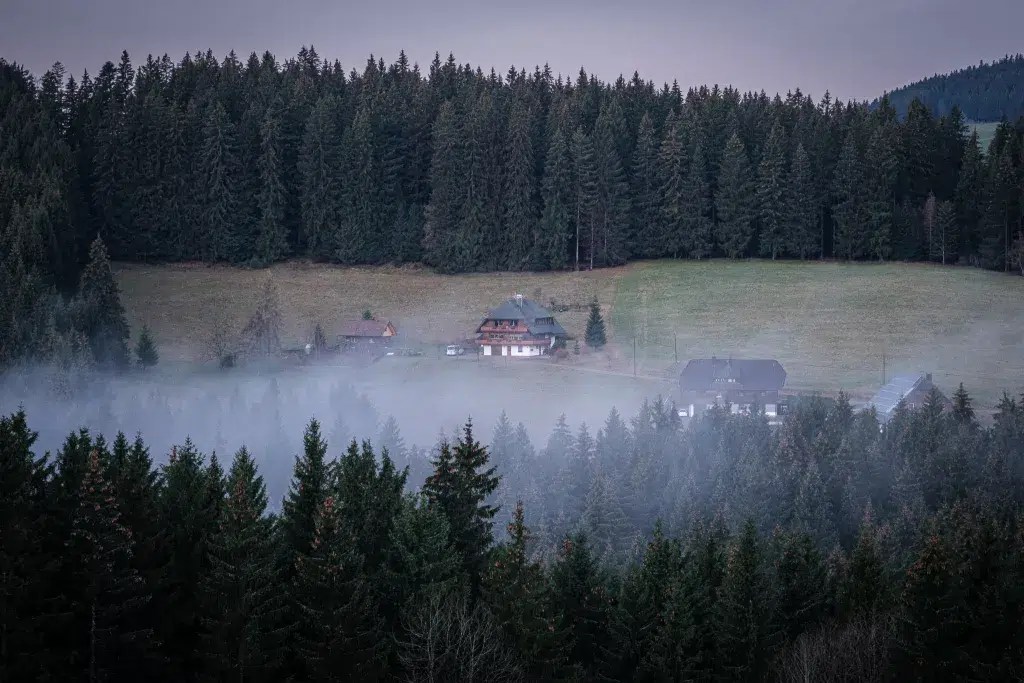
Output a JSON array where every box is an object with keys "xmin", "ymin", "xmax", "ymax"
[{"xmin": 446, "ymin": 344, "xmax": 465, "ymax": 356}]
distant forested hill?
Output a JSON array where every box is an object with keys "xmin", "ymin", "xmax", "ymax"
[{"xmin": 880, "ymin": 54, "xmax": 1024, "ymax": 121}]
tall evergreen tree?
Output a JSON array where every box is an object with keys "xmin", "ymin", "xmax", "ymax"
[
  {"xmin": 536, "ymin": 127, "xmax": 573, "ymax": 270},
  {"xmin": 253, "ymin": 100, "xmax": 289, "ymax": 265},
  {"xmin": 198, "ymin": 102, "xmax": 241, "ymax": 262},
  {"xmin": 584, "ymin": 298, "xmax": 607, "ymax": 349},
  {"xmin": 631, "ymin": 112, "xmax": 661, "ymax": 258},
  {"xmin": 502, "ymin": 100, "xmax": 537, "ymax": 270},
  {"xmin": 592, "ymin": 102, "xmax": 631, "ymax": 267},
  {"xmin": 298, "ymin": 95, "xmax": 343, "ymax": 260},
  {"xmin": 785, "ymin": 142, "xmax": 820, "ymax": 258},
  {"xmin": 863, "ymin": 124, "xmax": 899, "ymax": 260},
  {"xmin": 76, "ymin": 234, "xmax": 130, "ymax": 369},
  {"xmin": 832, "ymin": 129, "xmax": 866, "ymax": 260},
  {"xmin": 571, "ymin": 127, "xmax": 597, "ymax": 271},
  {"xmin": 657, "ymin": 115, "xmax": 689, "ymax": 257},
  {"xmin": 422, "ymin": 421, "xmax": 500, "ymax": 598},
  {"xmin": 200, "ymin": 446, "xmax": 285, "ymax": 681},
  {"xmin": 135, "ymin": 324, "xmax": 158, "ymax": 368},
  {"xmin": 715, "ymin": 133, "xmax": 754, "ymax": 258},
  {"xmin": 682, "ymin": 139, "xmax": 714, "ymax": 258},
  {"xmin": 756, "ymin": 121, "xmax": 788, "ymax": 259}
]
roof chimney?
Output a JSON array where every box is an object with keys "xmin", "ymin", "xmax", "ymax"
[
  {"xmin": 514, "ymin": 293, "xmax": 524, "ymax": 309},
  {"xmin": 926, "ymin": 372, "xmax": 932, "ymax": 383}
]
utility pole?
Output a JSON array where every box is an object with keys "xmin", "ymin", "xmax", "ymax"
[
  {"xmin": 883, "ymin": 353, "xmax": 886, "ymax": 385},
  {"xmin": 674, "ymin": 333, "xmax": 678, "ymax": 364},
  {"xmin": 633, "ymin": 336, "xmax": 637, "ymax": 377}
]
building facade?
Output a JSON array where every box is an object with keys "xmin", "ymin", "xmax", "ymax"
[
  {"xmin": 678, "ymin": 358, "xmax": 787, "ymax": 417},
  {"xmin": 476, "ymin": 295, "xmax": 567, "ymax": 358}
]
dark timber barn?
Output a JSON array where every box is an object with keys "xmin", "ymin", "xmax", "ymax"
[{"xmin": 678, "ymin": 358, "xmax": 787, "ymax": 417}]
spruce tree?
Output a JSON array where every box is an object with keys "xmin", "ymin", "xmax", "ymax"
[
  {"xmin": 293, "ymin": 496, "xmax": 384, "ymax": 682},
  {"xmin": 585, "ymin": 298, "xmax": 607, "ymax": 349},
  {"xmin": 832, "ymin": 130, "xmax": 866, "ymax": 260},
  {"xmin": 682, "ymin": 140, "xmax": 714, "ymax": 259},
  {"xmin": 198, "ymin": 102, "xmax": 241, "ymax": 262},
  {"xmin": 502, "ymin": 100, "xmax": 537, "ymax": 270},
  {"xmin": 715, "ymin": 133, "xmax": 754, "ymax": 258},
  {"xmin": 298, "ymin": 95, "xmax": 343, "ymax": 260},
  {"xmin": 253, "ymin": 100, "xmax": 289, "ymax": 265},
  {"xmin": 756, "ymin": 121, "xmax": 788, "ymax": 259},
  {"xmin": 280, "ymin": 419, "xmax": 330, "ymax": 566},
  {"xmin": 951, "ymin": 383, "xmax": 974, "ymax": 424},
  {"xmin": 657, "ymin": 115, "xmax": 688, "ymax": 257},
  {"xmin": 548, "ymin": 533, "xmax": 613, "ymax": 680},
  {"xmin": 69, "ymin": 449, "xmax": 153, "ymax": 682},
  {"xmin": 863, "ymin": 125, "xmax": 898, "ymax": 260},
  {"xmin": 955, "ymin": 131, "xmax": 985, "ymax": 256},
  {"xmin": 0, "ymin": 411, "xmax": 51, "ymax": 681},
  {"xmin": 631, "ymin": 112, "xmax": 661, "ymax": 257},
  {"xmin": 201, "ymin": 446, "xmax": 285, "ymax": 681},
  {"xmin": 135, "ymin": 324, "xmax": 158, "ymax": 368},
  {"xmin": 536, "ymin": 127, "xmax": 573, "ymax": 270},
  {"xmin": 423, "ymin": 101, "xmax": 462, "ymax": 270},
  {"xmin": 76, "ymin": 234, "xmax": 130, "ymax": 369},
  {"xmin": 785, "ymin": 142, "xmax": 819, "ymax": 258},
  {"xmin": 571, "ymin": 127, "xmax": 597, "ymax": 271},
  {"xmin": 582, "ymin": 470, "xmax": 630, "ymax": 562},
  {"xmin": 592, "ymin": 101, "xmax": 631, "ymax": 267},
  {"xmin": 936, "ymin": 200, "xmax": 958, "ymax": 265},
  {"xmin": 713, "ymin": 520, "xmax": 777, "ymax": 680},
  {"xmin": 422, "ymin": 421, "xmax": 500, "ymax": 598}
]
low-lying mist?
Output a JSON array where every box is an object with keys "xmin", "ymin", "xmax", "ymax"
[{"xmin": 0, "ymin": 360, "xmax": 658, "ymax": 506}]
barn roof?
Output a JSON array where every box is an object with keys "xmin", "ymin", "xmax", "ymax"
[
  {"xmin": 679, "ymin": 358, "xmax": 787, "ymax": 391},
  {"xmin": 867, "ymin": 374, "xmax": 946, "ymax": 418},
  {"xmin": 338, "ymin": 320, "xmax": 394, "ymax": 337}
]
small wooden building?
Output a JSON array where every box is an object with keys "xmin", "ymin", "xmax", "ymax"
[
  {"xmin": 679, "ymin": 358, "xmax": 787, "ymax": 417},
  {"xmin": 338, "ymin": 319, "xmax": 397, "ymax": 348}
]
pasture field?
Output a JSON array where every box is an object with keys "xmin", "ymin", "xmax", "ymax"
[{"xmin": 115, "ymin": 259, "xmax": 1024, "ymax": 408}]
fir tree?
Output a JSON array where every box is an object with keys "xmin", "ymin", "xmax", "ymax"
[
  {"xmin": 76, "ymin": 234, "xmax": 130, "ymax": 369},
  {"xmin": 571, "ymin": 127, "xmax": 597, "ymax": 271},
  {"xmin": 955, "ymin": 131, "xmax": 985, "ymax": 256},
  {"xmin": 548, "ymin": 533, "xmax": 613, "ymax": 680},
  {"xmin": 135, "ymin": 324, "xmax": 158, "ymax": 368},
  {"xmin": 253, "ymin": 100, "xmax": 289, "ymax": 265},
  {"xmin": 713, "ymin": 520, "xmax": 777, "ymax": 680},
  {"xmin": 631, "ymin": 113, "xmax": 661, "ymax": 257},
  {"xmin": 951, "ymin": 383, "xmax": 974, "ymax": 425},
  {"xmin": 785, "ymin": 142, "xmax": 820, "ymax": 258},
  {"xmin": 863, "ymin": 125, "xmax": 898, "ymax": 260},
  {"xmin": 422, "ymin": 420, "xmax": 500, "ymax": 598},
  {"xmin": 198, "ymin": 102, "xmax": 241, "ymax": 262},
  {"xmin": 502, "ymin": 100, "xmax": 537, "ymax": 270},
  {"xmin": 69, "ymin": 449, "xmax": 153, "ymax": 682},
  {"xmin": 833, "ymin": 130, "xmax": 866, "ymax": 260},
  {"xmin": 716, "ymin": 133, "xmax": 754, "ymax": 258},
  {"xmin": 293, "ymin": 496, "xmax": 384, "ymax": 682},
  {"xmin": 585, "ymin": 298, "xmax": 607, "ymax": 349},
  {"xmin": 657, "ymin": 115, "xmax": 688, "ymax": 257},
  {"xmin": 756, "ymin": 121, "xmax": 788, "ymax": 259},
  {"xmin": 423, "ymin": 102, "xmax": 463, "ymax": 270},
  {"xmin": 200, "ymin": 446, "xmax": 285, "ymax": 681},
  {"xmin": 298, "ymin": 95, "xmax": 342, "ymax": 260},
  {"xmin": 536, "ymin": 127, "xmax": 573, "ymax": 270},
  {"xmin": 682, "ymin": 139, "xmax": 714, "ymax": 259}
]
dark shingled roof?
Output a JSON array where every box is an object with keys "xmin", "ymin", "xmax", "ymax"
[
  {"xmin": 679, "ymin": 358, "xmax": 787, "ymax": 391},
  {"xmin": 338, "ymin": 320, "xmax": 394, "ymax": 337},
  {"xmin": 482, "ymin": 297, "xmax": 567, "ymax": 337}
]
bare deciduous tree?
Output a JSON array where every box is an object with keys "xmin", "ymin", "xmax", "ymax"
[
  {"xmin": 203, "ymin": 309, "xmax": 239, "ymax": 366},
  {"xmin": 774, "ymin": 615, "xmax": 897, "ymax": 683},
  {"xmin": 242, "ymin": 278, "xmax": 282, "ymax": 357},
  {"xmin": 397, "ymin": 594, "xmax": 523, "ymax": 683}
]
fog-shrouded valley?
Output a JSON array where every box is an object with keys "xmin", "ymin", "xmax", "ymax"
[{"xmin": 3, "ymin": 7, "xmax": 1024, "ymax": 680}]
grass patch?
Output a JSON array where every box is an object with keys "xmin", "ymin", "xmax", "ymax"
[{"xmin": 611, "ymin": 260, "xmax": 1024, "ymax": 406}]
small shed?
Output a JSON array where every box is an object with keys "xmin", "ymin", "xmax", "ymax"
[
  {"xmin": 868, "ymin": 373, "xmax": 950, "ymax": 423},
  {"xmin": 338, "ymin": 319, "xmax": 397, "ymax": 347}
]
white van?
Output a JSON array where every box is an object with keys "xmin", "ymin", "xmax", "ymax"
[{"xmin": 446, "ymin": 344, "xmax": 465, "ymax": 356}]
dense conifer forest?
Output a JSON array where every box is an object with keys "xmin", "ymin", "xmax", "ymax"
[
  {"xmin": 880, "ymin": 54, "xmax": 1024, "ymax": 122},
  {"xmin": 3, "ymin": 381, "xmax": 1024, "ymax": 681}
]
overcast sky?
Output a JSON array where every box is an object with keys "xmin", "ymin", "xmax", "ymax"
[{"xmin": 3, "ymin": 0, "xmax": 1022, "ymax": 102}]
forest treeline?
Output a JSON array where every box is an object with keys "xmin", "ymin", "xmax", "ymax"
[
  {"xmin": 880, "ymin": 54, "xmax": 1024, "ymax": 122},
  {"xmin": 3, "ymin": 379, "xmax": 1024, "ymax": 681},
  {"xmin": 2, "ymin": 48, "xmax": 1024, "ymax": 288}
]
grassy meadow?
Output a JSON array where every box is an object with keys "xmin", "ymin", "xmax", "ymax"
[{"xmin": 115, "ymin": 259, "xmax": 1024, "ymax": 408}]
